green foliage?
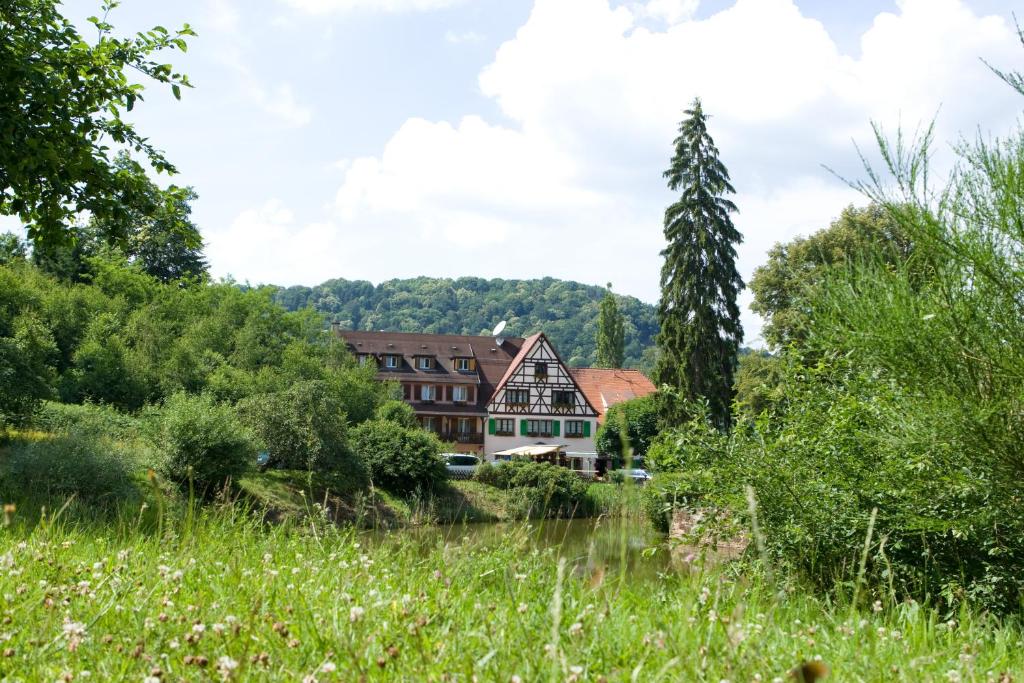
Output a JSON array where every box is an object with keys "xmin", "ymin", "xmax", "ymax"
[
  {"xmin": 644, "ymin": 400, "xmax": 728, "ymax": 473},
  {"xmin": 237, "ymin": 382, "xmax": 366, "ymax": 484},
  {"xmin": 0, "ymin": 232, "xmax": 27, "ymax": 264},
  {"xmin": 640, "ymin": 471, "xmax": 712, "ymax": 533},
  {"xmin": 594, "ymin": 395, "xmax": 659, "ymax": 460},
  {"xmin": 153, "ymin": 393, "xmax": 253, "ymax": 494},
  {"xmin": 655, "ymin": 99, "xmax": 743, "ymax": 428},
  {"xmin": 349, "ymin": 419, "xmax": 446, "ymax": 495},
  {"xmin": 474, "ymin": 460, "xmax": 590, "ymax": 518},
  {"xmin": 0, "ymin": 307, "xmax": 56, "ymax": 427},
  {"xmin": 732, "ymin": 351, "xmax": 784, "ymax": 418},
  {"xmin": 1, "ymin": 430, "xmax": 139, "ymax": 504},
  {"xmin": 274, "ymin": 276, "xmax": 657, "ymax": 368},
  {"xmin": 595, "ymin": 284, "xmax": 625, "ymax": 368},
  {"xmin": 33, "ymin": 400, "xmax": 141, "ymax": 442},
  {"xmin": 0, "ymin": 0, "xmax": 194, "ymax": 247},
  {"xmin": 374, "ymin": 399, "xmax": 420, "ymax": 429},
  {"xmin": 749, "ymin": 204, "xmax": 914, "ymax": 349}
]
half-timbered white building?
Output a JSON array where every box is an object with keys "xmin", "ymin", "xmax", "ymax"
[{"xmin": 485, "ymin": 333, "xmax": 600, "ymax": 472}]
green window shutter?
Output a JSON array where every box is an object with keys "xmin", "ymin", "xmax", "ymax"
[
  {"xmin": 583, "ymin": 421, "xmax": 591, "ymax": 437},
  {"xmin": 488, "ymin": 418, "xmax": 496, "ymax": 435},
  {"xmin": 520, "ymin": 419, "xmax": 528, "ymax": 436},
  {"xmin": 552, "ymin": 420, "xmax": 560, "ymax": 437}
]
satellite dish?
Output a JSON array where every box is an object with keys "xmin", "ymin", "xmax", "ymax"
[{"xmin": 492, "ymin": 321, "xmax": 507, "ymax": 337}]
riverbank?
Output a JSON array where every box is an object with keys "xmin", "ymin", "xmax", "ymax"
[
  {"xmin": 1, "ymin": 508, "xmax": 1020, "ymax": 681},
  {"xmin": 236, "ymin": 470, "xmax": 637, "ymax": 528}
]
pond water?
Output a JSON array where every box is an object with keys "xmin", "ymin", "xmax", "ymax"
[{"xmin": 363, "ymin": 517, "xmax": 678, "ymax": 584}]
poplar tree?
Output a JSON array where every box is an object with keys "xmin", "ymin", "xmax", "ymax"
[
  {"xmin": 595, "ymin": 283, "xmax": 625, "ymax": 368},
  {"xmin": 654, "ymin": 99, "xmax": 744, "ymax": 427}
]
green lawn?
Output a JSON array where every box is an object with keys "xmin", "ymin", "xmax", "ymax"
[{"xmin": 0, "ymin": 508, "xmax": 1021, "ymax": 681}]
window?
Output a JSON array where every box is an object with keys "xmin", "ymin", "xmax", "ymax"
[
  {"xmin": 566, "ymin": 420, "xmax": 586, "ymax": 437},
  {"xmin": 453, "ymin": 385, "xmax": 468, "ymax": 402},
  {"xmin": 527, "ymin": 419, "xmax": 553, "ymax": 437},
  {"xmin": 358, "ymin": 354, "xmax": 368, "ymax": 367},
  {"xmin": 456, "ymin": 358, "xmax": 472, "ymax": 372},
  {"xmin": 417, "ymin": 356, "xmax": 434, "ymax": 370},
  {"xmin": 420, "ymin": 385, "xmax": 436, "ymax": 401},
  {"xmin": 495, "ymin": 418, "xmax": 515, "ymax": 436},
  {"xmin": 457, "ymin": 418, "xmax": 473, "ymax": 434},
  {"xmin": 422, "ymin": 416, "xmax": 437, "ymax": 431},
  {"xmin": 534, "ymin": 362, "xmax": 548, "ymax": 381},
  {"xmin": 552, "ymin": 390, "xmax": 575, "ymax": 409},
  {"xmin": 385, "ymin": 355, "xmax": 399, "ymax": 369},
  {"xmin": 508, "ymin": 389, "xmax": 530, "ymax": 406}
]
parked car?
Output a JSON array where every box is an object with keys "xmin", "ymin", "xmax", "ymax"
[
  {"xmin": 613, "ymin": 468, "xmax": 652, "ymax": 484},
  {"xmin": 443, "ymin": 453, "xmax": 481, "ymax": 478}
]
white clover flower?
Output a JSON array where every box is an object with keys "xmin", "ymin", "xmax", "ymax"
[
  {"xmin": 212, "ymin": 623, "xmax": 226, "ymax": 635},
  {"xmin": 217, "ymin": 656, "xmax": 239, "ymax": 677},
  {"xmin": 349, "ymin": 606, "xmax": 365, "ymax": 623},
  {"xmin": 321, "ymin": 662, "xmax": 337, "ymax": 673},
  {"xmin": 192, "ymin": 623, "xmax": 206, "ymax": 634}
]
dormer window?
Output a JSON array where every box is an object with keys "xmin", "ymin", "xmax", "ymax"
[
  {"xmin": 417, "ymin": 356, "xmax": 434, "ymax": 370},
  {"xmin": 455, "ymin": 358, "xmax": 473, "ymax": 372},
  {"xmin": 534, "ymin": 362, "xmax": 548, "ymax": 381},
  {"xmin": 385, "ymin": 355, "xmax": 399, "ymax": 369}
]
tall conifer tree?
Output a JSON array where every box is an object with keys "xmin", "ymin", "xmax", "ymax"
[
  {"xmin": 655, "ymin": 99, "xmax": 743, "ymax": 427},
  {"xmin": 595, "ymin": 283, "xmax": 625, "ymax": 368}
]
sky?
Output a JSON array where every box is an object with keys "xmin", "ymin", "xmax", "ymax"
[{"xmin": 42, "ymin": 0, "xmax": 1024, "ymax": 344}]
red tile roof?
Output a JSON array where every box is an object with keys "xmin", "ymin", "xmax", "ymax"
[{"xmin": 568, "ymin": 368, "xmax": 658, "ymax": 424}]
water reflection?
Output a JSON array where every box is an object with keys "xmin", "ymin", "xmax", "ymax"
[{"xmin": 363, "ymin": 517, "xmax": 675, "ymax": 584}]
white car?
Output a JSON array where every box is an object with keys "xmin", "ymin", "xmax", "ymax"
[
  {"xmin": 614, "ymin": 468, "xmax": 652, "ymax": 484},
  {"xmin": 443, "ymin": 453, "xmax": 481, "ymax": 478}
]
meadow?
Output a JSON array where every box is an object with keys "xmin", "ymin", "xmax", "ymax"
[{"xmin": 0, "ymin": 504, "xmax": 1021, "ymax": 682}]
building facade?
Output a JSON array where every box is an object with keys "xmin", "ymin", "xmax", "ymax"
[
  {"xmin": 336, "ymin": 329, "xmax": 525, "ymax": 454},
  {"xmin": 334, "ymin": 327, "xmax": 656, "ymax": 472},
  {"xmin": 485, "ymin": 333, "xmax": 599, "ymax": 471}
]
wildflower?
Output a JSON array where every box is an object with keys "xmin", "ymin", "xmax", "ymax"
[
  {"xmin": 873, "ymin": 600, "xmax": 883, "ymax": 613},
  {"xmin": 517, "ymin": 603, "xmax": 528, "ymax": 614},
  {"xmin": 212, "ymin": 623, "xmax": 226, "ymax": 635},
  {"xmin": 192, "ymin": 623, "xmax": 206, "ymax": 634},
  {"xmin": 62, "ymin": 619, "xmax": 87, "ymax": 652},
  {"xmin": 143, "ymin": 678, "xmax": 160, "ymax": 683},
  {"xmin": 349, "ymin": 606, "xmax": 365, "ymax": 623},
  {"xmin": 217, "ymin": 655, "xmax": 239, "ymax": 680},
  {"xmin": 946, "ymin": 671, "xmax": 962, "ymax": 682},
  {"xmin": 321, "ymin": 662, "xmax": 337, "ymax": 673},
  {"xmin": 568, "ymin": 622, "xmax": 583, "ymax": 636}
]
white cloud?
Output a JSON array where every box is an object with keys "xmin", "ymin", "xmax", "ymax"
[
  {"xmin": 633, "ymin": 0, "xmax": 700, "ymax": 24},
  {"xmin": 445, "ymin": 29, "xmax": 485, "ymax": 44},
  {"xmin": 218, "ymin": 0, "xmax": 1022, "ymax": 345},
  {"xmin": 282, "ymin": 0, "xmax": 468, "ymax": 14}
]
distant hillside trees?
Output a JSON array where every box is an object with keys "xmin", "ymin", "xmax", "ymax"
[{"xmin": 272, "ymin": 276, "xmax": 658, "ymax": 369}]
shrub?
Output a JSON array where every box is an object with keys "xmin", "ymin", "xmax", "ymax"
[
  {"xmin": 373, "ymin": 400, "xmax": 420, "ymax": 429},
  {"xmin": 33, "ymin": 400, "xmax": 141, "ymax": 441},
  {"xmin": 237, "ymin": 381, "xmax": 366, "ymax": 486},
  {"xmin": 349, "ymin": 419, "xmax": 446, "ymax": 495},
  {"xmin": 640, "ymin": 471, "xmax": 714, "ymax": 533},
  {"xmin": 595, "ymin": 395, "xmax": 660, "ymax": 461},
  {"xmin": 153, "ymin": 392, "xmax": 253, "ymax": 494},
  {"xmin": 474, "ymin": 460, "xmax": 590, "ymax": 518},
  {"xmin": 1, "ymin": 430, "xmax": 139, "ymax": 504}
]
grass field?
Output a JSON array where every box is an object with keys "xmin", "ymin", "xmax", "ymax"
[{"xmin": 0, "ymin": 505, "xmax": 1021, "ymax": 682}]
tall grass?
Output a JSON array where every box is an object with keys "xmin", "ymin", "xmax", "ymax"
[{"xmin": 0, "ymin": 503, "xmax": 1021, "ymax": 680}]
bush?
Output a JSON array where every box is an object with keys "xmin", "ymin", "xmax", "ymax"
[
  {"xmin": 1, "ymin": 430, "xmax": 140, "ymax": 504},
  {"xmin": 33, "ymin": 400, "xmax": 141, "ymax": 441},
  {"xmin": 474, "ymin": 460, "xmax": 590, "ymax": 518},
  {"xmin": 237, "ymin": 381, "xmax": 367, "ymax": 486},
  {"xmin": 349, "ymin": 419, "xmax": 446, "ymax": 495},
  {"xmin": 153, "ymin": 393, "xmax": 253, "ymax": 494},
  {"xmin": 640, "ymin": 471, "xmax": 714, "ymax": 533},
  {"xmin": 595, "ymin": 395, "xmax": 659, "ymax": 461},
  {"xmin": 373, "ymin": 400, "xmax": 420, "ymax": 429}
]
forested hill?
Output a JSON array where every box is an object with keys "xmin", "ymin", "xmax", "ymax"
[{"xmin": 273, "ymin": 276, "xmax": 658, "ymax": 368}]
